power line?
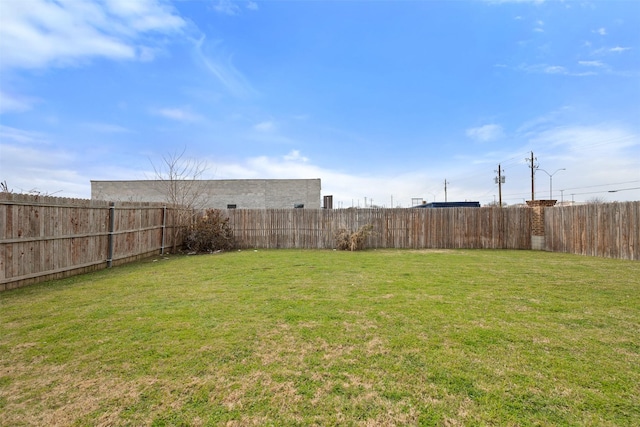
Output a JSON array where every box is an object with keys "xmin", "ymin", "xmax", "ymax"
[{"xmin": 561, "ymin": 180, "xmax": 640, "ymax": 191}]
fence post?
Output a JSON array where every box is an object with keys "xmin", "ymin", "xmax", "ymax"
[
  {"xmin": 107, "ymin": 202, "xmax": 115, "ymax": 267},
  {"xmin": 161, "ymin": 205, "xmax": 167, "ymax": 255}
]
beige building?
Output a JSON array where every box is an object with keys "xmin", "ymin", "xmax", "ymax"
[{"xmin": 91, "ymin": 179, "xmax": 322, "ymax": 209}]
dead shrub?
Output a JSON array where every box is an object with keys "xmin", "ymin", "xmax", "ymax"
[
  {"xmin": 335, "ymin": 224, "xmax": 374, "ymax": 251},
  {"xmin": 184, "ymin": 209, "xmax": 236, "ymax": 253}
]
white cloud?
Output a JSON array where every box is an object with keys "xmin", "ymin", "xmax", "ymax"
[
  {"xmin": 208, "ymin": 152, "xmax": 431, "ymax": 208},
  {"xmin": 105, "ymin": 0, "xmax": 185, "ymax": 32},
  {"xmin": 578, "ymin": 60, "xmax": 605, "ymax": 68},
  {"xmin": 516, "ymin": 63, "xmax": 597, "ymax": 77},
  {"xmin": 594, "ymin": 27, "xmax": 607, "ymax": 36},
  {"xmin": 0, "ymin": 0, "xmax": 185, "ymax": 70},
  {"xmin": 544, "ymin": 65, "xmax": 568, "ymax": 74},
  {"xmin": 154, "ymin": 107, "xmax": 203, "ymax": 122},
  {"xmin": 0, "ymin": 125, "xmax": 49, "ymax": 144},
  {"xmin": 3, "ymin": 122, "xmax": 638, "ymax": 205},
  {"xmin": 213, "ymin": 0, "xmax": 258, "ymax": 15},
  {"xmin": 137, "ymin": 45, "xmax": 159, "ymax": 62},
  {"xmin": 80, "ymin": 122, "xmax": 133, "ymax": 133},
  {"xmin": 193, "ymin": 36, "xmax": 255, "ymax": 98},
  {"xmin": 610, "ymin": 46, "xmax": 631, "ymax": 53},
  {"xmin": 283, "ymin": 150, "xmax": 309, "ymax": 162},
  {"xmin": 254, "ymin": 121, "xmax": 276, "ymax": 133},
  {"xmin": 529, "ymin": 125, "xmax": 637, "ymax": 154},
  {"xmin": 0, "ymin": 140, "xmax": 89, "ymax": 197},
  {"xmin": 213, "ymin": 0, "xmax": 241, "ymax": 16},
  {"xmin": 0, "ymin": 90, "xmax": 38, "ymax": 114},
  {"xmin": 466, "ymin": 124, "xmax": 505, "ymax": 142},
  {"xmin": 592, "ymin": 46, "xmax": 632, "ymax": 55},
  {"xmin": 525, "ymin": 124, "xmax": 640, "ymax": 201}
]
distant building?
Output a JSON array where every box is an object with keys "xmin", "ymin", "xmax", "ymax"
[
  {"xmin": 91, "ymin": 179, "xmax": 322, "ymax": 209},
  {"xmin": 412, "ymin": 201, "xmax": 481, "ymax": 208}
]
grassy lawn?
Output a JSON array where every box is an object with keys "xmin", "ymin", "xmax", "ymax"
[{"xmin": 1, "ymin": 249, "xmax": 639, "ymax": 426}]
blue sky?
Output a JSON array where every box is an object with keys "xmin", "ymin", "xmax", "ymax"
[{"xmin": 1, "ymin": 0, "xmax": 639, "ymax": 207}]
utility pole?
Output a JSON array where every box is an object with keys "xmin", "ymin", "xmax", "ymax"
[
  {"xmin": 494, "ymin": 164, "xmax": 505, "ymax": 207},
  {"xmin": 444, "ymin": 180, "xmax": 449, "ymax": 202},
  {"xmin": 526, "ymin": 151, "xmax": 538, "ymax": 201}
]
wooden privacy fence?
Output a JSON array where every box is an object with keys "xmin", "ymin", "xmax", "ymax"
[
  {"xmin": 3, "ymin": 196, "xmax": 637, "ymax": 291},
  {"xmin": 545, "ymin": 201, "xmax": 640, "ymax": 260},
  {"xmin": 0, "ymin": 193, "xmax": 183, "ymax": 291},
  {"xmin": 223, "ymin": 207, "xmax": 532, "ymax": 250}
]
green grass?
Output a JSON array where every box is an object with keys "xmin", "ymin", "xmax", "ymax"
[{"xmin": 1, "ymin": 249, "xmax": 639, "ymax": 426}]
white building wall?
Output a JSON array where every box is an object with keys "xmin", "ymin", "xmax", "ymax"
[{"xmin": 91, "ymin": 179, "xmax": 322, "ymax": 209}]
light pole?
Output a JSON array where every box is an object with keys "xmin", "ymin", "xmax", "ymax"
[{"xmin": 537, "ymin": 168, "xmax": 565, "ymax": 200}]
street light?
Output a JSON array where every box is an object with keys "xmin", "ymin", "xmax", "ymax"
[{"xmin": 537, "ymin": 168, "xmax": 566, "ymax": 200}]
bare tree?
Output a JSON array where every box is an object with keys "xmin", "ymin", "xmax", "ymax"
[
  {"xmin": 151, "ymin": 148, "xmax": 208, "ymax": 252},
  {"xmin": 587, "ymin": 196, "xmax": 607, "ymax": 205},
  {"xmin": 0, "ymin": 181, "xmax": 60, "ymax": 196},
  {"xmin": 0, "ymin": 180, "xmax": 12, "ymax": 193}
]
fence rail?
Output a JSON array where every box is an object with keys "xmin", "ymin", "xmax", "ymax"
[{"xmin": 0, "ymin": 193, "xmax": 183, "ymax": 290}]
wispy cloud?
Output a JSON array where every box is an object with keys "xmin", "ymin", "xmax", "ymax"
[
  {"xmin": 0, "ymin": 142, "xmax": 87, "ymax": 196},
  {"xmin": 0, "ymin": 125, "xmax": 49, "ymax": 144},
  {"xmin": 254, "ymin": 121, "xmax": 277, "ymax": 133},
  {"xmin": 593, "ymin": 27, "xmax": 607, "ymax": 36},
  {"xmin": 529, "ymin": 125, "xmax": 638, "ymax": 154},
  {"xmin": 516, "ymin": 63, "xmax": 597, "ymax": 76},
  {"xmin": 610, "ymin": 46, "xmax": 631, "ymax": 53},
  {"xmin": 210, "ymin": 151, "xmax": 420, "ymax": 207},
  {"xmin": 534, "ymin": 20, "xmax": 544, "ymax": 33},
  {"xmin": 283, "ymin": 150, "xmax": 308, "ymax": 162},
  {"xmin": 0, "ymin": 90, "xmax": 38, "ymax": 114},
  {"xmin": 544, "ymin": 65, "xmax": 568, "ymax": 74},
  {"xmin": 80, "ymin": 122, "xmax": 134, "ymax": 133},
  {"xmin": 153, "ymin": 107, "xmax": 203, "ymax": 123},
  {"xmin": 578, "ymin": 60, "xmax": 605, "ymax": 68},
  {"xmin": 467, "ymin": 124, "xmax": 505, "ymax": 142},
  {"xmin": 0, "ymin": 0, "xmax": 185, "ymax": 70},
  {"xmin": 213, "ymin": 0, "xmax": 241, "ymax": 16},
  {"xmin": 213, "ymin": 0, "xmax": 259, "ymax": 15},
  {"xmin": 592, "ymin": 46, "xmax": 632, "ymax": 55},
  {"xmin": 193, "ymin": 36, "xmax": 255, "ymax": 98}
]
